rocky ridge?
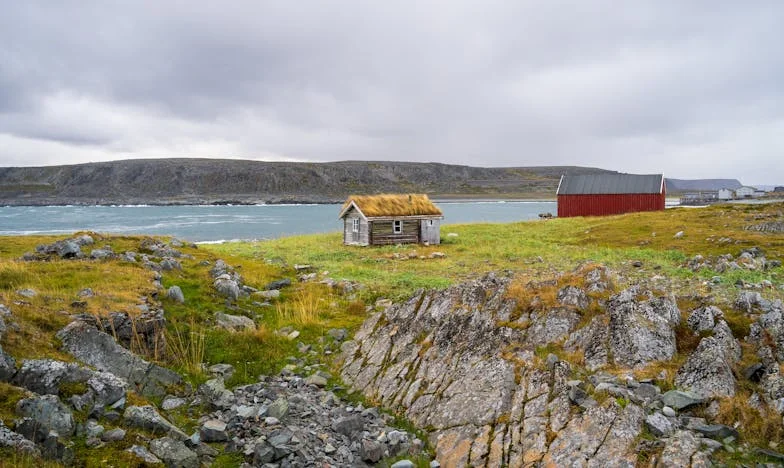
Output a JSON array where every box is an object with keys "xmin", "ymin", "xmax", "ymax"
[{"xmin": 340, "ymin": 266, "xmax": 784, "ymax": 466}]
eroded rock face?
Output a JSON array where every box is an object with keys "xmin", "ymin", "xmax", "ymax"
[
  {"xmin": 675, "ymin": 321, "xmax": 741, "ymax": 398},
  {"xmin": 56, "ymin": 320, "xmax": 181, "ymax": 398},
  {"xmin": 608, "ymin": 287, "xmax": 679, "ymax": 368},
  {"xmin": 340, "ymin": 273, "xmax": 650, "ymax": 466}
]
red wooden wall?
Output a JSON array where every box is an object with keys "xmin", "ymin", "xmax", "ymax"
[{"xmin": 557, "ymin": 193, "xmax": 665, "ymax": 217}]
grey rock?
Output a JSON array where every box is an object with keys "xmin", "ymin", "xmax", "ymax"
[
  {"xmin": 16, "ymin": 288, "xmax": 36, "ymax": 298},
  {"xmin": 255, "ymin": 289, "xmax": 280, "ymax": 299},
  {"xmin": 208, "ymin": 363, "xmax": 235, "ymax": 380},
  {"xmin": 167, "ymin": 286, "xmax": 185, "ymax": 303},
  {"xmin": 198, "ymin": 378, "xmax": 234, "ymax": 410},
  {"xmin": 159, "ymin": 257, "xmax": 182, "ymax": 271},
  {"xmin": 0, "ymin": 345, "xmax": 16, "ymax": 381},
  {"xmin": 662, "ymin": 406, "xmax": 676, "ymax": 417},
  {"xmin": 123, "ymin": 406, "xmax": 187, "ymax": 440},
  {"xmin": 687, "ymin": 306, "xmax": 723, "ymax": 332},
  {"xmin": 267, "ymin": 397, "xmax": 289, "ymax": 420},
  {"xmin": 674, "ymin": 321, "xmax": 740, "ymax": 398},
  {"xmin": 77, "ymin": 288, "xmax": 94, "ymax": 298},
  {"xmin": 56, "ymin": 320, "xmax": 181, "ymax": 398},
  {"xmin": 332, "ymin": 415, "xmax": 364, "ymax": 436},
  {"xmin": 527, "ymin": 307, "xmax": 581, "ymax": 346},
  {"xmin": 200, "ymin": 419, "xmax": 228, "ymax": 442},
  {"xmin": 101, "ymin": 428, "xmax": 126, "ymax": 442},
  {"xmin": 149, "ymin": 437, "xmax": 199, "ymax": 468},
  {"xmin": 327, "ymin": 328, "xmax": 348, "ymax": 341},
  {"xmin": 161, "ymin": 396, "xmax": 187, "ymax": 411},
  {"xmin": 253, "ymin": 442, "xmax": 275, "ymax": 464},
  {"xmin": 391, "ymin": 461, "xmax": 416, "ymax": 468},
  {"xmin": 16, "ymin": 394, "xmax": 75, "ymax": 437},
  {"xmin": 743, "ymin": 363, "xmax": 765, "ymax": 382},
  {"xmin": 633, "ymin": 383, "xmax": 660, "ymax": 402},
  {"xmin": 694, "ymin": 424, "xmax": 739, "ymax": 440},
  {"xmin": 85, "ymin": 420, "xmax": 104, "ymax": 439},
  {"xmin": 127, "ymin": 445, "xmax": 163, "ymax": 464},
  {"xmin": 12, "ymin": 358, "xmax": 92, "ymax": 395},
  {"xmin": 644, "ymin": 412, "xmax": 675, "ymax": 437},
  {"xmin": 608, "ymin": 288, "xmax": 678, "ymax": 368},
  {"xmin": 265, "ymin": 278, "xmax": 292, "ymax": 290},
  {"xmin": 213, "ymin": 277, "xmax": 240, "ymax": 300},
  {"xmin": 556, "ymin": 285, "xmax": 589, "ymax": 309},
  {"xmin": 90, "ymin": 248, "xmax": 114, "ymax": 260},
  {"xmin": 305, "ymin": 374, "xmax": 328, "ymax": 387},
  {"xmin": 361, "ymin": 439, "xmax": 385, "ymax": 462},
  {"xmin": 660, "ymin": 390, "xmax": 704, "ymax": 410},
  {"xmin": 0, "ymin": 420, "xmax": 39, "ymax": 456},
  {"xmin": 658, "ymin": 430, "xmax": 701, "ymax": 467},
  {"xmin": 215, "ymin": 312, "xmax": 255, "ymax": 331}
]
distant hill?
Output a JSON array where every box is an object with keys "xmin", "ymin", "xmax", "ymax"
[
  {"xmin": 0, "ymin": 159, "xmax": 615, "ymax": 206},
  {"xmin": 665, "ymin": 178, "xmax": 742, "ymax": 193}
]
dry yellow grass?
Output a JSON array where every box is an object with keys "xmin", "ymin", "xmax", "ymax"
[{"xmin": 341, "ymin": 194, "xmax": 442, "ymax": 217}]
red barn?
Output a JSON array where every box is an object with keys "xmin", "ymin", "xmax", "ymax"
[{"xmin": 557, "ymin": 173, "xmax": 665, "ymax": 217}]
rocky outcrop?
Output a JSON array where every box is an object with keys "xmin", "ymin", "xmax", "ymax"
[
  {"xmin": 338, "ymin": 269, "xmax": 759, "ymax": 466},
  {"xmin": 607, "ymin": 287, "xmax": 679, "ymax": 368},
  {"xmin": 56, "ymin": 320, "xmax": 181, "ymax": 398},
  {"xmin": 340, "ymin": 271, "xmax": 686, "ymax": 466},
  {"xmin": 675, "ymin": 320, "xmax": 741, "ymax": 398}
]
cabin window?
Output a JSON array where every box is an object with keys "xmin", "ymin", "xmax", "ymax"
[
  {"xmin": 427, "ymin": 220, "xmax": 433, "ymax": 226},
  {"xmin": 393, "ymin": 220, "xmax": 402, "ymax": 233},
  {"xmin": 352, "ymin": 218, "xmax": 360, "ymax": 233}
]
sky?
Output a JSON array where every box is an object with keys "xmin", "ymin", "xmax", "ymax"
[{"xmin": 1, "ymin": 1, "xmax": 783, "ymax": 184}]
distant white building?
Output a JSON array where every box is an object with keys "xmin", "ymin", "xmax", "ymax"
[
  {"xmin": 736, "ymin": 186, "xmax": 757, "ymax": 198},
  {"xmin": 753, "ymin": 190, "xmax": 767, "ymax": 198},
  {"xmin": 718, "ymin": 188, "xmax": 735, "ymax": 200}
]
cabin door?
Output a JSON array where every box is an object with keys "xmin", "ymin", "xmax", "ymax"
[{"xmin": 351, "ymin": 218, "xmax": 360, "ymax": 243}]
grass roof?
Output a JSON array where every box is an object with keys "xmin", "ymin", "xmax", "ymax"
[{"xmin": 342, "ymin": 194, "xmax": 443, "ymax": 218}]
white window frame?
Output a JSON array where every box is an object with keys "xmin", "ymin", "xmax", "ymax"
[
  {"xmin": 352, "ymin": 218, "xmax": 360, "ymax": 233},
  {"xmin": 393, "ymin": 220, "xmax": 402, "ymax": 234}
]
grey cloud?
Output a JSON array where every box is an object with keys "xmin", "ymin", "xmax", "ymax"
[{"xmin": 0, "ymin": 1, "xmax": 783, "ymax": 183}]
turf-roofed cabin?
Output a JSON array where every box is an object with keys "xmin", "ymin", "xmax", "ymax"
[{"xmin": 339, "ymin": 194, "xmax": 443, "ymax": 246}]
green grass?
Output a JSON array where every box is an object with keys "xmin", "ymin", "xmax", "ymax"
[
  {"xmin": 0, "ymin": 203, "xmax": 783, "ymax": 466},
  {"xmin": 207, "ymin": 203, "xmax": 784, "ymax": 301}
]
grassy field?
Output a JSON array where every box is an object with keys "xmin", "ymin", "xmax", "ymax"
[
  {"xmin": 0, "ymin": 202, "xmax": 782, "ymax": 465},
  {"xmin": 208, "ymin": 202, "xmax": 784, "ymax": 302}
]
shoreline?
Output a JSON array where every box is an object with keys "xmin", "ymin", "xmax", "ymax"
[{"xmin": 1, "ymin": 198, "xmax": 560, "ymax": 208}]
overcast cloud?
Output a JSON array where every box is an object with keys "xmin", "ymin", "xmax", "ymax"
[{"xmin": 1, "ymin": 1, "xmax": 782, "ymax": 183}]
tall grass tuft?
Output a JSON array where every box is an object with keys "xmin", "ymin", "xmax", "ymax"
[
  {"xmin": 275, "ymin": 286, "xmax": 324, "ymax": 326},
  {"xmin": 166, "ymin": 316, "xmax": 206, "ymax": 377}
]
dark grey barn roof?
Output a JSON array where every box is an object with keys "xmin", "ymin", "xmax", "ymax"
[{"xmin": 557, "ymin": 174, "xmax": 664, "ymax": 195}]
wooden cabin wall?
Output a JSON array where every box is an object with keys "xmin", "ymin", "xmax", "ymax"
[{"xmin": 370, "ymin": 219, "xmax": 420, "ymax": 245}]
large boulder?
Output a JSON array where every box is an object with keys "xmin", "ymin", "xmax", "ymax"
[
  {"xmin": 123, "ymin": 405, "xmax": 188, "ymax": 440},
  {"xmin": 675, "ymin": 321, "xmax": 740, "ymax": 398},
  {"xmin": 12, "ymin": 359, "xmax": 92, "ymax": 395},
  {"xmin": 607, "ymin": 288, "xmax": 679, "ymax": 368},
  {"xmin": 56, "ymin": 320, "xmax": 181, "ymax": 398},
  {"xmin": 0, "ymin": 346, "xmax": 15, "ymax": 382},
  {"xmin": 0, "ymin": 421, "xmax": 39, "ymax": 456},
  {"xmin": 148, "ymin": 437, "xmax": 199, "ymax": 468},
  {"xmin": 16, "ymin": 394, "xmax": 75, "ymax": 437},
  {"xmin": 213, "ymin": 276, "xmax": 240, "ymax": 300}
]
